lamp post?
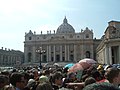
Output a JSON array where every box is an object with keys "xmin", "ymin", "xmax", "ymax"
[{"xmin": 36, "ymin": 47, "xmax": 45, "ymax": 69}]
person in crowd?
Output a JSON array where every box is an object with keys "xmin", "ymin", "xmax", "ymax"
[
  {"xmin": 33, "ymin": 69, "xmax": 39, "ymax": 81},
  {"xmin": 39, "ymin": 75, "xmax": 49, "ymax": 84},
  {"xmin": 36, "ymin": 82, "xmax": 53, "ymax": 90},
  {"xmin": 24, "ymin": 79, "xmax": 37, "ymax": 90},
  {"xmin": 50, "ymin": 72, "xmax": 63, "ymax": 90},
  {"xmin": 104, "ymin": 67, "xmax": 120, "ymax": 88},
  {"xmin": 84, "ymin": 77, "xmax": 96, "ymax": 86},
  {"xmin": 22, "ymin": 72, "xmax": 30, "ymax": 86},
  {"xmin": 83, "ymin": 82, "xmax": 120, "ymax": 90},
  {"xmin": 91, "ymin": 70, "xmax": 103, "ymax": 82},
  {"xmin": 0, "ymin": 75, "xmax": 9, "ymax": 90},
  {"xmin": 42, "ymin": 69, "xmax": 51, "ymax": 79},
  {"xmin": 97, "ymin": 64, "xmax": 105, "ymax": 78},
  {"xmin": 62, "ymin": 72, "xmax": 77, "ymax": 89},
  {"xmin": 9, "ymin": 72, "xmax": 26, "ymax": 90}
]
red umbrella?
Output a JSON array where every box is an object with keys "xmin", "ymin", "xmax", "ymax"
[
  {"xmin": 79, "ymin": 58, "xmax": 97, "ymax": 69},
  {"xmin": 68, "ymin": 63, "xmax": 83, "ymax": 73}
]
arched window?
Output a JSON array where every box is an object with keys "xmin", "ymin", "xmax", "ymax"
[
  {"xmin": 86, "ymin": 51, "xmax": 90, "ymax": 58},
  {"xmin": 28, "ymin": 52, "xmax": 32, "ymax": 62}
]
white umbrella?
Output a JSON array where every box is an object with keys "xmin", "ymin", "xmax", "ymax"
[{"xmin": 79, "ymin": 58, "xmax": 97, "ymax": 69}]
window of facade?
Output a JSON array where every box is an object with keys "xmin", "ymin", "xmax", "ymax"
[
  {"xmin": 28, "ymin": 52, "xmax": 32, "ymax": 62},
  {"xmin": 86, "ymin": 51, "xmax": 90, "ymax": 58},
  {"xmin": 62, "ymin": 57, "xmax": 65, "ymax": 61},
  {"xmin": 86, "ymin": 34, "xmax": 89, "ymax": 38},
  {"xmin": 51, "ymin": 57, "xmax": 54, "ymax": 61},
  {"xmin": 29, "ymin": 37, "xmax": 32, "ymax": 40},
  {"xmin": 56, "ymin": 55, "xmax": 60, "ymax": 62},
  {"xmin": 70, "ymin": 55, "xmax": 74, "ymax": 61},
  {"xmin": 37, "ymin": 37, "xmax": 39, "ymax": 39}
]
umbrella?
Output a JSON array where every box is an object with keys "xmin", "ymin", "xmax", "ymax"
[
  {"xmin": 79, "ymin": 58, "xmax": 97, "ymax": 69},
  {"xmin": 79, "ymin": 58, "xmax": 97, "ymax": 64},
  {"xmin": 64, "ymin": 63, "xmax": 74, "ymax": 69},
  {"xmin": 68, "ymin": 63, "xmax": 83, "ymax": 73}
]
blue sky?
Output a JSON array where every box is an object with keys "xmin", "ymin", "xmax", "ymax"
[{"xmin": 0, "ymin": 0, "xmax": 120, "ymax": 52}]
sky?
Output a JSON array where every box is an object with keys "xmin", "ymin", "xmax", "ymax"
[{"xmin": 0, "ymin": 0, "xmax": 120, "ymax": 52}]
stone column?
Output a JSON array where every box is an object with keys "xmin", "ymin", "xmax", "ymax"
[
  {"xmin": 91, "ymin": 44, "xmax": 94, "ymax": 59},
  {"xmin": 49, "ymin": 45, "xmax": 51, "ymax": 62},
  {"xmin": 109, "ymin": 46, "xmax": 112, "ymax": 64},
  {"xmin": 8, "ymin": 56, "xmax": 10, "ymax": 65},
  {"xmin": 54, "ymin": 45, "xmax": 56, "ymax": 62},
  {"xmin": 10, "ymin": 56, "xmax": 12, "ymax": 65},
  {"xmin": 47, "ymin": 45, "xmax": 49, "ymax": 62},
  {"xmin": 33, "ymin": 46, "xmax": 36, "ymax": 63},
  {"xmin": 81, "ymin": 44, "xmax": 84, "ymax": 59},
  {"xmin": 74, "ymin": 44, "xmax": 76, "ymax": 62},
  {"xmin": 65, "ymin": 45, "xmax": 67, "ymax": 61},
  {"xmin": 105, "ymin": 46, "xmax": 109, "ymax": 64},
  {"xmin": 24, "ymin": 46, "xmax": 28, "ymax": 63},
  {"xmin": 60, "ymin": 45, "xmax": 62, "ymax": 61},
  {"xmin": 68, "ymin": 45, "xmax": 70, "ymax": 61}
]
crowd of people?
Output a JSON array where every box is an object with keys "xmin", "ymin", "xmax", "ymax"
[{"xmin": 0, "ymin": 63, "xmax": 120, "ymax": 90}]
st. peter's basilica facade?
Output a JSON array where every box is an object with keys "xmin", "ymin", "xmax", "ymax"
[{"xmin": 24, "ymin": 17, "xmax": 101, "ymax": 65}]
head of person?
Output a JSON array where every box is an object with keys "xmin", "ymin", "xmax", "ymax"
[
  {"xmin": 21, "ymin": 72, "xmax": 30, "ymax": 86},
  {"xmin": 91, "ymin": 70, "xmax": 102, "ymax": 81},
  {"xmin": 0, "ymin": 75, "xmax": 9, "ymax": 89},
  {"xmin": 51, "ymin": 72, "xmax": 63, "ymax": 86},
  {"xmin": 42, "ymin": 69, "xmax": 50, "ymax": 77},
  {"xmin": 10, "ymin": 72, "xmax": 26, "ymax": 90},
  {"xmin": 36, "ymin": 82, "xmax": 53, "ymax": 90},
  {"xmin": 33, "ymin": 69, "xmax": 39, "ymax": 78},
  {"xmin": 105, "ymin": 67, "xmax": 120, "ymax": 87},
  {"xmin": 67, "ymin": 72, "xmax": 76, "ymax": 82},
  {"xmin": 84, "ymin": 77, "xmax": 96, "ymax": 86},
  {"xmin": 83, "ymin": 82, "xmax": 120, "ymax": 90},
  {"xmin": 27, "ymin": 79, "xmax": 36, "ymax": 88},
  {"xmin": 39, "ymin": 75, "xmax": 49, "ymax": 84}
]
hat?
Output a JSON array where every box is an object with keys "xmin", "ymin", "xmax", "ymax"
[
  {"xmin": 39, "ymin": 75, "xmax": 49, "ymax": 83},
  {"xmin": 27, "ymin": 79, "xmax": 36, "ymax": 87},
  {"xmin": 97, "ymin": 65, "xmax": 103, "ymax": 71}
]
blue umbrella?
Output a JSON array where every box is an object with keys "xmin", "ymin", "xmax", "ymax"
[{"xmin": 64, "ymin": 63, "xmax": 74, "ymax": 68}]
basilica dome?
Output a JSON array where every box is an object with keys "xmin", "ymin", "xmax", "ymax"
[{"xmin": 56, "ymin": 17, "xmax": 75, "ymax": 34}]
